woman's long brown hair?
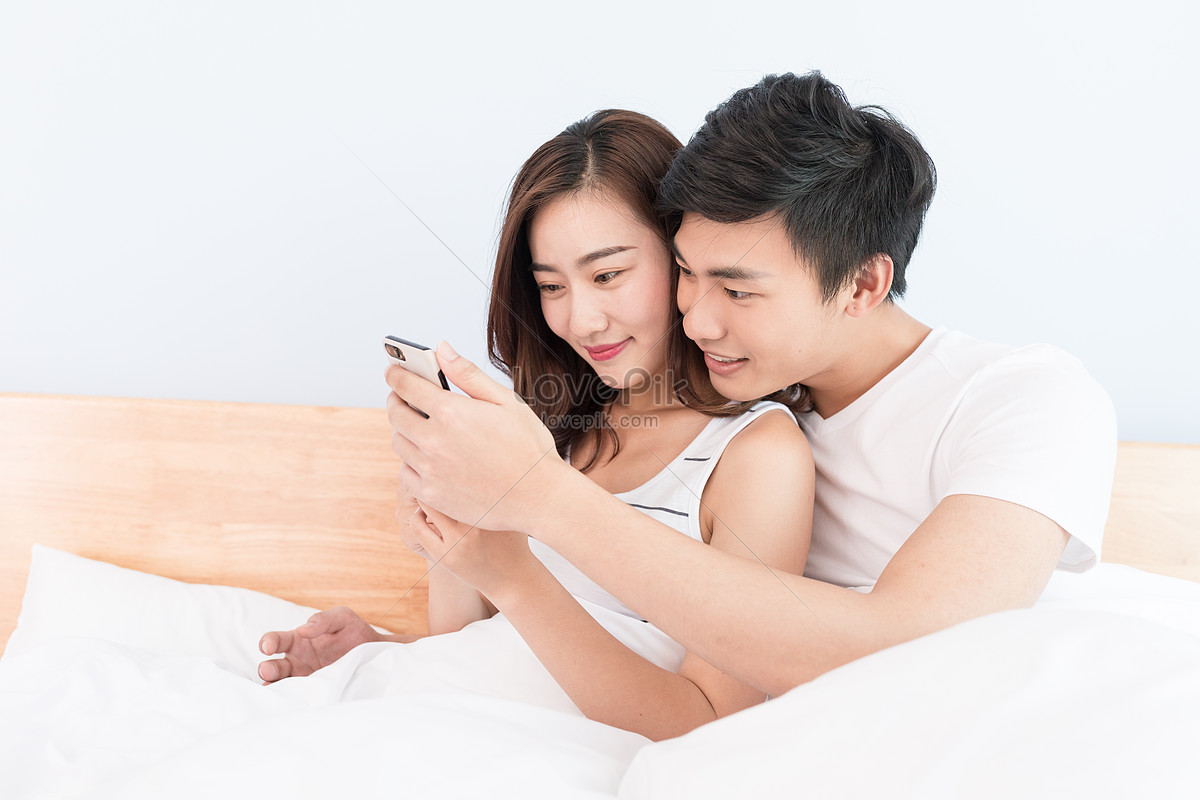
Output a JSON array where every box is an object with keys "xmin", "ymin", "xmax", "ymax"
[{"xmin": 487, "ymin": 109, "xmax": 809, "ymax": 472}]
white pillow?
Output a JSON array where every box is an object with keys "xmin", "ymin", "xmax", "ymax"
[
  {"xmin": 4, "ymin": 545, "xmax": 326, "ymax": 680},
  {"xmin": 619, "ymin": 607, "xmax": 1200, "ymax": 800},
  {"xmin": 1038, "ymin": 561, "xmax": 1200, "ymax": 636}
]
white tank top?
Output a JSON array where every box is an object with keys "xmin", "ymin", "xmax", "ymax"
[{"xmin": 528, "ymin": 401, "xmax": 796, "ymax": 619}]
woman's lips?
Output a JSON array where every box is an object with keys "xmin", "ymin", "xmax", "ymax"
[{"xmin": 584, "ymin": 338, "xmax": 631, "ymax": 362}]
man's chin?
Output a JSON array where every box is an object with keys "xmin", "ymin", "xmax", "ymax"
[
  {"xmin": 709, "ymin": 372, "xmax": 759, "ymax": 403},
  {"xmin": 711, "ymin": 370, "xmax": 795, "ymax": 404}
]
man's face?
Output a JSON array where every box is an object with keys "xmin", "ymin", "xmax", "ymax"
[{"xmin": 674, "ymin": 213, "xmax": 844, "ymax": 402}]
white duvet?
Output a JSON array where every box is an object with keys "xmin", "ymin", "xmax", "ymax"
[{"xmin": 2, "ymin": 546, "xmax": 1199, "ymax": 799}]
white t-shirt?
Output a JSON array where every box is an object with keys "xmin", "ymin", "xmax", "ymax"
[{"xmin": 798, "ymin": 327, "xmax": 1117, "ymax": 590}]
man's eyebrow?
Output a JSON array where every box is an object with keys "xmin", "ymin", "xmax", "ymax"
[
  {"xmin": 671, "ymin": 240, "xmax": 769, "ymax": 281},
  {"xmin": 530, "ymin": 245, "xmax": 636, "ymax": 272},
  {"xmin": 706, "ymin": 265, "xmax": 770, "ymax": 282}
]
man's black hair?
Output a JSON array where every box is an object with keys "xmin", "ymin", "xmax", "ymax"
[{"xmin": 659, "ymin": 71, "xmax": 936, "ymax": 301}]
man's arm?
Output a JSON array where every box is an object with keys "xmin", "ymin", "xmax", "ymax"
[
  {"xmin": 529, "ymin": 472, "xmax": 1067, "ymax": 695},
  {"xmin": 387, "ymin": 347, "xmax": 1070, "ymax": 695}
]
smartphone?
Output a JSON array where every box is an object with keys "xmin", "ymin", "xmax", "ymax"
[{"xmin": 383, "ymin": 335, "xmax": 450, "ymax": 390}]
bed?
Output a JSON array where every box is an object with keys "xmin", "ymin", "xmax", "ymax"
[{"xmin": 2, "ymin": 392, "xmax": 1199, "ymax": 799}]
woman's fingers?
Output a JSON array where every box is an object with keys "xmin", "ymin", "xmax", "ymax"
[
  {"xmin": 258, "ymin": 656, "xmax": 293, "ymax": 683},
  {"xmin": 259, "ymin": 629, "xmax": 293, "ymax": 657},
  {"xmin": 421, "ymin": 504, "xmax": 460, "ymax": 538},
  {"xmin": 410, "ymin": 507, "xmax": 448, "ymax": 559},
  {"xmin": 398, "ymin": 505, "xmax": 432, "ymax": 559}
]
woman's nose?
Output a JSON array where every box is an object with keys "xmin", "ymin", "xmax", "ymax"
[{"xmin": 568, "ymin": 292, "xmax": 608, "ymax": 338}]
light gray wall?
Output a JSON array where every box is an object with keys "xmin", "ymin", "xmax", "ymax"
[{"xmin": 3, "ymin": 1, "xmax": 1196, "ymax": 442}]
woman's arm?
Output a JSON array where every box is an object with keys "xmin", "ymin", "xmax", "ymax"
[
  {"xmin": 256, "ymin": 490, "xmax": 495, "ymax": 683},
  {"xmin": 397, "ymin": 492, "xmax": 496, "ymax": 635},
  {"xmin": 671, "ymin": 410, "xmax": 813, "ymax": 711},
  {"xmin": 411, "ymin": 411, "xmax": 813, "ymax": 739},
  {"xmin": 255, "ymin": 570, "xmax": 492, "ymax": 683},
  {"xmin": 426, "ymin": 564, "xmax": 496, "ymax": 634}
]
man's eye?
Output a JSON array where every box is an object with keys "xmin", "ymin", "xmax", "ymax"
[
  {"xmin": 678, "ymin": 264, "xmax": 694, "ymax": 277},
  {"xmin": 725, "ymin": 288, "xmax": 752, "ymax": 300},
  {"xmin": 596, "ymin": 271, "xmax": 621, "ymax": 285}
]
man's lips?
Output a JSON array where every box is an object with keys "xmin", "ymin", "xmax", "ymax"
[
  {"xmin": 704, "ymin": 350, "xmax": 748, "ymax": 375},
  {"xmin": 584, "ymin": 338, "xmax": 631, "ymax": 362}
]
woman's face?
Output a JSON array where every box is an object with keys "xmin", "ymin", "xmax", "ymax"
[{"xmin": 528, "ymin": 189, "xmax": 674, "ymax": 391}]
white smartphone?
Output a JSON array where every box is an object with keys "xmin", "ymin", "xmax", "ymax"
[{"xmin": 383, "ymin": 335, "xmax": 450, "ymax": 390}]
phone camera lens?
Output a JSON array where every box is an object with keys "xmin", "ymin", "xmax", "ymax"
[{"xmin": 386, "ymin": 344, "xmax": 406, "ymax": 361}]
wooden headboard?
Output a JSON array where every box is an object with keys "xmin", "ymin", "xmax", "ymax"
[
  {"xmin": 2, "ymin": 392, "xmax": 1198, "ymax": 653},
  {"xmin": 0, "ymin": 393, "xmax": 429, "ymax": 651}
]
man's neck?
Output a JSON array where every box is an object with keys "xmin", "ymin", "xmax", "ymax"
[{"xmin": 809, "ymin": 305, "xmax": 932, "ymax": 419}]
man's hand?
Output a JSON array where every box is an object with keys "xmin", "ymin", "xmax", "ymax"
[
  {"xmin": 257, "ymin": 607, "xmax": 383, "ymax": 683},
  {"xmin": 386, "ymin": 342, "xmax": 566, "ymax": 532}
]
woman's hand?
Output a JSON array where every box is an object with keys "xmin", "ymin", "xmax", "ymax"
[
  {"xmin": 409, "ymin": 504, "xmax": 536, "ymax": 602},
  {"xmin": 396, "ymin": 487, "xmax": 434, "ymax": 561},
  {"xmin": 257, "ymin": 607, "xmax": 385, "ymax": 684}
]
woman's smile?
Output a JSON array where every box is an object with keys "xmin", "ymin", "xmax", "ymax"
[{"xmin": 584, "ymin": 338, "xmax": 632, "ymax": 362}]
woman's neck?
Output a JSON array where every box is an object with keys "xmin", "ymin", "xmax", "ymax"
[{"xmin": 610, "ymin": 368, "xmax": 682, "ymax": 419}]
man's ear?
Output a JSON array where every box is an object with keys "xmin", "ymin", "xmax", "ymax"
[{"xmin": 845, "ymin": 254, "xmax": 894, "ymax": 317}]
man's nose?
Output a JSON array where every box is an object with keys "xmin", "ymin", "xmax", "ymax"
[{"xmin": 680, "ymin": 285, "xmax": 724, "ymax": 344}]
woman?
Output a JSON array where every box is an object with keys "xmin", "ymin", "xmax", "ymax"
[{"xmin": 259, "ymin": 110, "xmax": 814, "ymax": 740}]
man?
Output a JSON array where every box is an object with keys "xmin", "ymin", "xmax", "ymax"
[{"xmin": 388, "ymin": 72, "xmax": 1116, "ymax": 696}]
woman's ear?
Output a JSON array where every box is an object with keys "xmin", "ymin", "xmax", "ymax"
[{"xmin": 845, "ymin": 254, "xmax": 894, "ymax": 317}]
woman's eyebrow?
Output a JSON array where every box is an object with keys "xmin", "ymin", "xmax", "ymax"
[
  {"xmin": 577, "ymin": 245, "xmax": 635, "ymax": 266},
  {"xmin": 530, "ymin": 245, "xmax": 636, "ymax": 272}
]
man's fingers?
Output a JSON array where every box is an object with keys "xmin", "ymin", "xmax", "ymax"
[
  {"xmin": 386, "ymin": 366, "xmax": 451, "ymax": 421},
  {"xmin": 435, "ymin": 341, "xmax": 515, "ymax": 405},
  {"xmin": 397, "ymin": 462, "xmax": 422, "ymax": 500},
  {"xmin": 386, "ymin": 388, "xmax": 426, "ymax": 432},
  {"xmin": 387, "ymin": 390, "xmax": 431, "ymax": 468},
  {"xmin": 397, "ymin": 486, "xmax": 418, "ymax": 510},
  {"xmin": 391, "ymin": 428, "xmax": 421, "ymax": 467}
]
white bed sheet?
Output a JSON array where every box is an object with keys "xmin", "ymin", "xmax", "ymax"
[{"xmin": 3, "ymin": 546, "xmax": 1199, "ymax": 799}]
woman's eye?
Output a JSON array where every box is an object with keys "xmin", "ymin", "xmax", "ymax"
[
  {"xmin": 538, "ymin": 284, "xmax": 563, "ymax": 295},
  {"xmin": 596, "ymin": 271, "xmax": 621, "ymax": 285}
]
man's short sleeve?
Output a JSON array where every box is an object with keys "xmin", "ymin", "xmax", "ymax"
[{"xmin": 940, "ymin": 346, "xmax": 1118, "ymax": 571}]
